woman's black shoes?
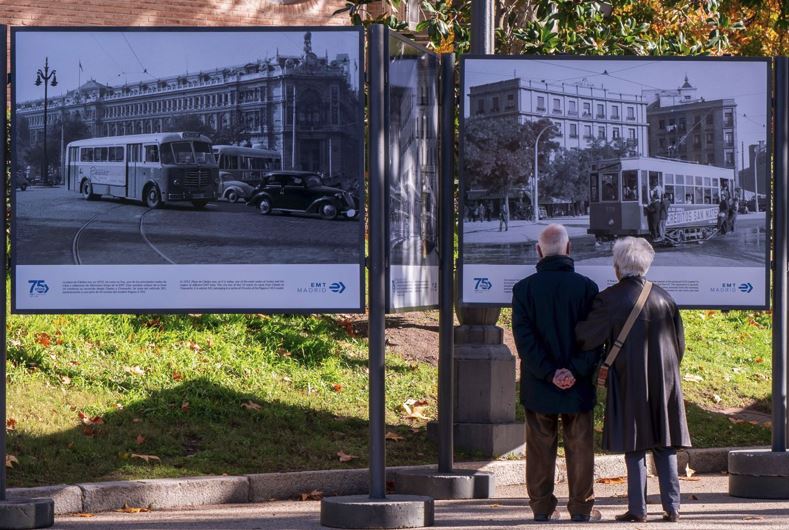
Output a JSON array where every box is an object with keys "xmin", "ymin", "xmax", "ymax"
[{"xmin": 662, "ymin": 512, "xmax": 680, "ymax": 522}]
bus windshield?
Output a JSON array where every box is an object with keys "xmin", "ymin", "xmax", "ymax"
[{"xmin": 161, "ymin": 141, "xmax": 214, "ymax": 165}]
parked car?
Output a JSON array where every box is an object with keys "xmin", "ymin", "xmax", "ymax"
[
  {"xmin": 247, "ymin": 171, "xmax": 357, "ymax": 220},
  {"xmin": 219, "ymin": 177, "xmax": 256, "ymax": 203}
]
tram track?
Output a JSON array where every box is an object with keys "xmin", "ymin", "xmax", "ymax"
[{"xmin": 71, "ymin": 204, "xmax": 176, "ymax": 265}]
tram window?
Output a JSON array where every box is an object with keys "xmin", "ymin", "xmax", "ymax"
[
  {"xmin": 712, "ymin": 178, "xmax": 719, "ymax": 187},
  {"xmin": 601, "ymin": 174, "xmax": 618, "ymax": 201},
  {"xmin": 622, "ymin": 170, "xmax": 638, "ymax": 201},
  {"xmin": 80, "ymin": 148, "xmax": 94, "ymax": 162},
  {"xmin": 674, "ymin": 186, "xmax": 685, "ymax": 204},
  {"xmin": 704, "ymin": 189, "xmax": 712, "ymax": 204},
  {"xmin": 665, "ymin": 185, "xmax": 675, "ymax": 203},
  {"xmin": 675, "ymin": 174, "xmax": 684, "ymax": 185},
  {"xmin": 713, "ymin": 191, "xmax": 720, "ymax": 204},
  {"xmin": 704, "ymin": 177, "xmax": 711, "ymax": 187},
  {"xmin": 664, "ymin": 174, "xmax": 674, "ymax": 185},
  {"xmin": 648, "ymin": 171, "xmax": 662, "ymax": 200},
  {"xmin": 590, "ymin": 174, "xmax": 599, "ymax": 203},
  {"xmin": 695, "ymin": 176, "xmax": 703, "ymax": 186},
  {"xmin": 686, "ymin": 193, "xmax": 694, "ymax": 204},
  {"xmin": 694, "ymin": 187, "xmax": 703, "ymax": 204}
]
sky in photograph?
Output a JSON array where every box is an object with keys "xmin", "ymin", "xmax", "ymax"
[
  {"xmin": 464, "ymin": 58, "xmax": 769, "ymax": 160},
  {"xmin": 14, "ymin": 29, "xmax": 361, "ymax": 102}
]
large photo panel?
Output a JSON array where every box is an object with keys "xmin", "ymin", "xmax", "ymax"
[
  {"xmin": 385, "ymin": 30, "xmax": 440, "ymax": 311},
  {"xmin": 460, "ymin": 56, "xmax": 771, "ymax": 309},
  {"xmin": 11, "ymin": 27, "xmax": 365, "ymax": 313}
]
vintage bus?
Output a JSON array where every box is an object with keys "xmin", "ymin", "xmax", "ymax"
[
  {"xmin": 212, "ymin": 145, "xmax": 281, "ymax": 202},
  {"xmin": 66, "ymin": 132, "xmax": 219, "ymax": 208},
  {"xmin": 589, "ymin": 157, "xmax": 736, "ymax": 244}
]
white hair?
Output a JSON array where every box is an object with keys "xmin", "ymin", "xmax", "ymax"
[
  {"xmin": 613, "ymin": 237, "xmax": 655, "ymax": 277},
  {"xmin": 537, "ymin": 224, "xmax": 570, "ymax": 257}
]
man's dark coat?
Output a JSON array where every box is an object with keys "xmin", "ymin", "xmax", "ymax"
[
  {"xmin": 575, "ymin": 276, "xmax": 692, "ymax": 452},
  {"xmin": 512, "ymin": 255, "xmax": 601, "ymax": 414}
]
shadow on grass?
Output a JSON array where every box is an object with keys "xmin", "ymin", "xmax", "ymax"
[{"xmin": 7, "ymin": 378, "xmax": 438, "ymax": 488}]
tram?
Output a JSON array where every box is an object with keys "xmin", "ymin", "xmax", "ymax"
[{"xmin": 588, "ymin": 157, "xmax": 736, "ymax": 244}]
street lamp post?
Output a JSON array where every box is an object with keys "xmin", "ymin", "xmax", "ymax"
[
  {"xmin": 532, "ymin": 125, "xmax": 552, "ymax": 223},
  {"xmin": 35, "ymin": 57, "xmax": 57, "ymax": 186}
]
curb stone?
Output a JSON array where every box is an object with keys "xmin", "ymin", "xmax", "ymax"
[{"xmin": 9, "ymin": 447, "xmax": 745, "ymax": 515}]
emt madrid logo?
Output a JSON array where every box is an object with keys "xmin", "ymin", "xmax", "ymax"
[
  {"xmin": 297, "ymin": 281, "xmax": 346, "ymax": 294},
  {"xmin": 473, "ymin": 277, "xmax": 493, "ymax": 291},
  {"xmin": 28, "ymin": 280, "xmax": 50, "ymax": 296}
]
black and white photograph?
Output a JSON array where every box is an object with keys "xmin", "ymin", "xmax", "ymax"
[
  {"xmin": 460, "ymin": 57, "xmax": 770, "ymax": 308},
  {"xmin": 385, "ymin": 31, "xmax": 439, "ymax": 311},
  {"xmin": 12, "ymin": 28, "xmax": 364, "ymax": 312}
]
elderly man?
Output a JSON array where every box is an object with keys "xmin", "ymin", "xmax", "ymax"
[
  {"xmin": 512, "ymin": 224, "xmax": 602, "ymax": 522},
  {"xmin": 575, "ymin": 237, "xmax": 690, "ymax": 523}
]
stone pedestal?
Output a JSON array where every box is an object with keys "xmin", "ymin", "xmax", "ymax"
[
  {"xmin": 450, "ymin": 305, "xmax": 525, "ymax": 458},
  {"xmin": 728, "ymin": 449, "xmax": 789, "ymax": 499}
]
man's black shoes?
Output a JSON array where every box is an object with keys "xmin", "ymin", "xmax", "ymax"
[
  {"xmin": 662, "ymin": 511, "xmax": 679, "ymax": 522},
  {"xmin": 533, "ymin": 510, "xmax": 561, "ymax": 522},
  {"xmin": 614, "ymin": 511, "xmax": 647, "ymax": 522},
  {"xmin": 571, "ymin": 509, "xmax": 603, "ymax": 522}
]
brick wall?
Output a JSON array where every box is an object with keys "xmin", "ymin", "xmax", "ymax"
[{"xmin": 0, "ymin": 0, "xmax": 352, "ymax": 27}]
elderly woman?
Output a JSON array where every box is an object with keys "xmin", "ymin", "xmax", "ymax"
[{"xmin": 575, "ymin": 237, "xmax": 691, "ymax": 523}]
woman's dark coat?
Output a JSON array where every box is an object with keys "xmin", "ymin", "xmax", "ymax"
[{"xmin": 575, "ymin": 276, "xmax": 691, "ymax": 452}]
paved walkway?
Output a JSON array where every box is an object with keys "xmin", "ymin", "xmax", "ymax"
[{"xmin": 52, "ymin": 475, "xmax": 789, "ymax": 529}]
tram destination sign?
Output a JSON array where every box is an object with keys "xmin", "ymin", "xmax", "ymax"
[
  {"xmin": 459, "ymin": 56, "xmax": 771, "ymax": 309},
  {"xmin": 11, "ymin": 27, "xmax": 365, "ymax": 313},
  {"xmin": 385, "ymin": 29, "xmax": 440, "ymax": 311}
]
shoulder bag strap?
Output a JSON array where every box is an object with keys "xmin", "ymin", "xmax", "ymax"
[{"xmin": 596, "ymin": 281, "xmax": 653, "ymax": 388}]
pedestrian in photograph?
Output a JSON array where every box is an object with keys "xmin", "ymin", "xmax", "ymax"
[
  {"xmin": 718, "ymin": 197, "xmax": 730, "ymax": 234},
  {"xmin": 658, "ymin": 194, "xmax": 671, "ymax": 240},
  {"xmin": 478, "ymin": 203, "xmax": 486, "ymax": 223},
  {"xmin": 646, "ymin": 194, "xmax": 661, "ymax": 239},
  {"xmin": 728, "ymin": 197, "xmax": 739, "ymax": 233},
  {"xmin": 512, "ymin": 224, "xmax": 603, "ymax": 523},
  {"xmin": 575, "ymin": 237, "xmax": 691, "ymax": 523},
  {"xmin": 499, "ymin": 202, "xmax": 509, "ymax": 232}
]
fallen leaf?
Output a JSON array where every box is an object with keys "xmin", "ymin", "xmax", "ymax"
[
  {"xmin": 61, "ymin": 375, "xmax": 71, "ymax": 385},
  {"xmin": 5, "ymin": 455, "xmax": 19, "ymax": 468},
  {"xmin": 115, "ymin": 403, "xmax": 124, "ymax": 410},
  {"xmin": 489, "ymin": 503, "xmax": 502, "ymax": 508},
  {"xmin": 728, "ymin": 417, "xmax": 745, "ymax": 424},
  {"xmin": 596, "ymin": 476, "xmax": 626, "ymax": 484},
  {"xmin": 713, "ymin": 394, "xmax": 722, "ymax": 404},
  {"xmin": 337, "ymin": 450, "xmax": 357, "ymax": 463},
  {"xmin": 114, "ymin": 503, "xmax": 151, "ymax": 513},
  {"xmin": 132, "ymin": 418, "xmax": 143, "ymax": 424},
  {"xmin": 82, "ymin": 427, "xmax": 96, "ymax": 437},
  {"xmin": 181, "ymin": 401, "xmax": 190, "ymax": 413},
  {"xmin": 754, "ymin": 356, "xmax": 764, "ymax": 363},
  {"xmin": 679, "ymin": 476, "xmax": 701, "ymax": 482},
  {"xmin": 78, "ymin": 412, "xmax": 104, "ymax": 426},
  {"xmin": 690, "ymin": 494, "xmax": 699, "ymax": 501},
  {"xmin": 332, "ymin": 383, "xmax": 343, "ymax": 393},
  {"xmin": 76, "ymin": 513, "xmax": 96, "ymax": 518},
  {"xmin": 189, "ymin": 341, "xmax": 201, "ymax": 353},
  {"xmin": 35, "ymin": 333, "xmax": 51, "ymax": 347},
  {"xmin": 241, "ymin": 400, "xmax": 262, "ymax": 411},
  {"xmin": 743, "ymin": 515, "xmax": 764, "ymax": 520},
  {"xmin": 130, "ymin": 453, "xmax": 160, "ymax": 464},
  {"xmin": 685, "ymin": 464, "xmax": 696, "ymax": 478},
  {"xmin": 6, "ymin": 418, "xmax": 16, "ymax": 431},
  {"xmin": 402, "ymin": 398, "xmax": 431, "ymax": 420},
  {"xmin": 683, "ymin": 373, "xmax": 703, "ymax": 383},
  {"xmin": 124, "ymin": 366, "xmax": 146, "ymax": 376},
  {"xmin": 135, "ymin": 434, "xmax": 145, "ymax": 446},
  {"xmin": 277, "ymin": 348, "xmax": 292, "ymax": 357},
  {"xmin": 299, "ymin": 489, "xmax": 323, "ymax": 501},
  {"xmin": 385, "ymin": 431, "xmax": 405, "ymax": 442},
  {"xmin": 172, "ymin": 371, "xmax": 183, "ymax": 382}
]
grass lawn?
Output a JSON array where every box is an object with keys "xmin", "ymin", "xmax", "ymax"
[{"xmin": 5, "ymin": 307, "xmax": 772, "ymax": 487}]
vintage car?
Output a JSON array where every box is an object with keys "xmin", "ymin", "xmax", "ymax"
[
  {"xmin": 219, "ymin": 177, "xmax": 256, "ymax": 203},
  {"xmin": 247, "ymin": 171, "xmax": 357, "ymax": 220}
]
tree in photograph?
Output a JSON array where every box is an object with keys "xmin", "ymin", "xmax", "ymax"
[
  {"xmin": 464, "ymin": 117, "xmax": 558, "ymax": 222},
  {"xmin": 540, "ymin": 138, "xmax": 637, "ymax": 216}
]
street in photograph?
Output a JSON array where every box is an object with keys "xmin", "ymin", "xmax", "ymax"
[{"xmin": 460, "ymin": 58, "xmax": 769, "ymax": 307}]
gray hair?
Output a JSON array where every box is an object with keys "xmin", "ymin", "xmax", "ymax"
[
  {"xmin": 537, "ymin": 224, "xmax": 570, "ymax": 257},
  {"xmin": 613, "ymin": 237, "xmax": 655, "ymax": 277}
]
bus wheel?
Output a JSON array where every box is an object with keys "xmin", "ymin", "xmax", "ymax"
[
  {"xmin": 81, "ymin": 180, "xmax": 98, "ymax": 200},
  {"xmin": 319, "ymin": 202, "xmax": 338, "ymax": 220},
  {"xmin": 192, "ymin": 200, "xmax": 208, "ymax": 208},
  {"xmin": 144, "ymin": 185, "xmax": 163, "ymax": 209},
  {"xmin": 258, "ymin": 198, "xmax": 272, "ymax": 215},
  {"xmin": 225, "ymin": 190, "xmax": 239, "ymax": 203}
]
